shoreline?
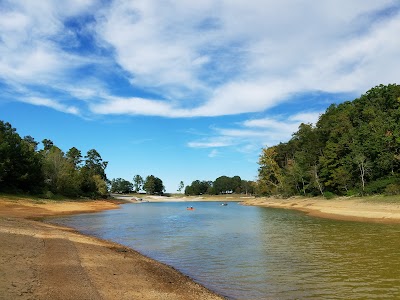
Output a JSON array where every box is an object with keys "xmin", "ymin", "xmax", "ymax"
[
  {"xmin": 0, "ymin": 197, "xmax": 225, "ymax": 300},
  {"xmin": 241, "ymin": 197, "xmax": 400, "ymax": 224}
]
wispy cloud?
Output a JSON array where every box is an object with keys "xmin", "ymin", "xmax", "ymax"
[
  {"xmin": 1, "ymin": 1, "xmax": 399, "ymax": 118},
  {"xmin": 187, "ymin": 137, "xmax": 234, "ymax": 148},
  {"xmin": 187, "ymin": 110, "xmax": 323, "ymax": 155},
  {"xmin": 21, "ymin": 97, "xmax": 80, "ymax": 115},
  {"xmin": 208, "ymin": 149, "xmax": 219, "ymax": 158}
]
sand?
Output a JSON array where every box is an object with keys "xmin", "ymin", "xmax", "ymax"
[
  {"xmin": 242, "ymin": 197, "xmax": 400, "ymax": 224},
  {"xmin": 0, "ymin": 197, "xmax": 224, "ymax": 300}
]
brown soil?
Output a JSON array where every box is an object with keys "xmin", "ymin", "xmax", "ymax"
[{"xmin": 0, "ymin": 198, "xmax": 224, "ymax": 300}]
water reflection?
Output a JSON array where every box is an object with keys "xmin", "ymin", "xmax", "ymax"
[{"xmin": 52, "ymin": 202, "xmax": 400, "ymax": 300}]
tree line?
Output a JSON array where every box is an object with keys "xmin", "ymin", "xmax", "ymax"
[
  {"xmin": 256, "ymin": 84, "xmax": 400, "ymax": 197},
  {"xmin": 184, "ymin": 176, "xmax": 255, "ymax": 195},
  {"xmin": 0, "ymin": 120, "xmax": 108, "ymax": 198},
  {"xmin": 110, "ymin": 175, "xmax": 165, "ymax": 195}
]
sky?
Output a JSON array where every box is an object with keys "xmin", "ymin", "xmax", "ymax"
[{"xmin": 1, "ymin": 1, "xmax": 400, "ymax": 192}]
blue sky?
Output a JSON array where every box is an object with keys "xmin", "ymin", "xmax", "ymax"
[{"xmin": 1, "ymin": 1, "xmax": 399, "ymax": 192}]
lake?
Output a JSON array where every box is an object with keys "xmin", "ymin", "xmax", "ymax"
[{"xmin": 51, "ymin": 201, "xmax": 400, "ymax": 299}]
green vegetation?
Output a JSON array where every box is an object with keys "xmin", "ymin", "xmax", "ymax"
[
  {"xmin": 0, "ymin": 120, "xmax": 108, "ymax": 198},
  {"xmin": 110, "ymin": 174, "xmax": 165, "ymax": 195},
  {"xmin": 256, "ymin": 84, "xmax": 400, "ymax": 198},
  {"xmin": 143, "ymin": 175, "xmax": 165, "ymax": 195},
  {"xmin": 184, "ymin": 176, "xmax": 255, "ymax": 196},
  {"xmin": 110, "ymin": 178, "xmax": 133, "ymax": 194}
]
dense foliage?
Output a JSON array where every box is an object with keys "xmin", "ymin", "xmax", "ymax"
[
  {"xmin": 0, "ymin": 120, "xmax": 108, "ymax": 198},
  {"xmin": 109, "ymin": 174, "xmax": 164, "ymax": 195},
  {"xmin": 143, "ymin": 175, "xmax": 165, "ymax": 195},
  {"xmin": 184, "ymin": 175, "xmax": 255, "ymax": 196},
  {"xmin": 110, "ymin": 178, "xmax": 133, "ymax": 194},
  {"xmin": 256, "ymin": 84, "xmax": 400, "ymax": 197}
]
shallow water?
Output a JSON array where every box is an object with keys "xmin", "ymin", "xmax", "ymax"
[{"xmin": 52, "ymin": 202, "xmax": 400, "ymax": 299}]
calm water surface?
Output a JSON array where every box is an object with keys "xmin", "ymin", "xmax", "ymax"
[{"xmin": 52, "ymin": 202, "xmax": 400, "ymax": 299}]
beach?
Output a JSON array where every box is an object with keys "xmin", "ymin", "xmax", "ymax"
[
  {"xmin": 242, "ymin": 196, "xmax": 400, "ymax": 224},
  {"xmin": 0, "ymin": 197, "xmax": 224, "ymax": 300}
]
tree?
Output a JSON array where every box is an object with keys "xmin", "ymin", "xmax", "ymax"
[
  {"xmin": 42, "ymin": 139, "xmax": 54, "ymax": 151},
  {"xmin": 257, "ymin": 147, "xmax": 283, "ymax": 195},
  {"xmin": 0, "ymin": 121, "xmax": 43, "ymax": 193},
  {"xmin": 184, "ymin": 180, "xmax": 211, "ymax": 195},
  {"xmin": 177, "ymin": 181, "xmax": 184, "ymax": 193},
  {"xmin": 80, "ymin": 149, "xmax": 109, "ymax": 197},
  {"xmin": 84, "ymin": 149, "xmax": 108, "ymax": 180},
  {"xmin": 214, "ymin": 176, "xmax": 233, "ymax": 194},
  {"xmin": 143, "ymin": 175, "xmax": 164, "ymax": 195},
  {"xmin": 42, "ymin": 145, "xmax": 81, "ymax": 197},
  {"xmin": 110, "ymin": 178, "xmax": 133, "ymax": 194},
  {"xmin": 256, "ymin": 84, "xmax": 400, "ymax": 197},
  {"xmin": 354, "ymin": 154, "xmax": 371, "ymax": 194},
  {"xmin": 66, "ymin": 147, "xmax": 82, "ymax": 168},
  {"xmin": 133, "ymin": 175, "xmax": 144, "ymax": 192},
  {"xmin": 23, "ymin": 135, "xmax": 39, "ymax": 151},
  {"xmin": 241, "ymin": 180, "xmax": 255, "ymax": 195}
]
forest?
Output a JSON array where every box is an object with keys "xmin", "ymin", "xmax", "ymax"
[
  {"xmin": 0, "ymin": 121, "xmax": 108, "ymax": 198},
  {"xmin": 256, "ymin": 84, "xmax": 400, "ymax": 197},
  {"xmin": 184, "ymin": 176, "xmax": 255, "ymax": 196},
  {"xmin": 0, "ymin": 121, "xmax": 168, "ymax": 198}
]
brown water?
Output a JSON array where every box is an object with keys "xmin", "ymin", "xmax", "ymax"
[{"xmin": 52, "ymin": 202, "xmax": 400, "ymax": 299}]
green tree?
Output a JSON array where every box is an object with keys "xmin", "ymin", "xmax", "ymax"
[
  {"xmin": 42, "ymin": 145, "xmax": 81, "ymax": 197},
  {"xmin": 42, "ymin": 139, "xmax": 54, "ymax": 151},
  {"xmin": 257, "ymin": 84, "xmax": 400, "ymax": 197},
  {"xmin": 257, "ymin": 147, "xmax": 283, "ymax": 195},
  {"xmin": 143, "ymin": 175, "xmax": 164, "ymax": 195},
  {"xmin": 66, "ymin": 147, "xmax": 82, "ymax": 169},
  {"xmin": 0, "ymin": 121, "xmax": 43, "ymax": 193},
  {"xmin": 133, "ymin": 175, "xmax": 144, "ymax": 192},
  {"xmin": 177, "ymin": 181, "xmax": 184, "ymax": 193},
  {"xmin": 110, "ymin": 178, "xmax": 133, "ymax": 194},
  {"xmin": 84, "ymin": 149, "xmax": 108, "ymax": 180}
]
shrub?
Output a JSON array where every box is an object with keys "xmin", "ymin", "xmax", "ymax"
[
  {"xmin": 323, "ymin": 191, "xmax": 336, "ymax": 199},
  {"xmin": 384, "ymin": 184, "xmax": 400, "ymax": 196},
  {"xmin": 346, "ymin": 189, "xmax": 360, "ymax": 197},
  {"xmin": 365, "ymin": 177, "xmax": 400, "ymax": 194}
]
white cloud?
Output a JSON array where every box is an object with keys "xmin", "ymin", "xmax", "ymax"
[
  {"xmin": 188, "ymin": 110, "xmax": 324, "ymax": 154},
  {"xmin": 208, "ymin": 149, "xmax": 219, "ymax": 158},
  {"xmin": 1, "ymin": 0, "xmax": 399, "ymax": 118},
  {"xmin": 187, "ymin": 137, "xmax": 234, "ymax": 148},
  {"xmin": 21, "ymin": 97, "xmax": 80, "ymax": 115},
  {"xmin": 288, "ymin": 112, "xmax": 322, "ymax": 124}
]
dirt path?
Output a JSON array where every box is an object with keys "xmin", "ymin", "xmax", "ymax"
[{"xmin": 0, "ymin": 199, "xmax": 224, "ymax": 300}]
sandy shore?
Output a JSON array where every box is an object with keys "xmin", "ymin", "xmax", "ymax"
[
  {"xmin": 242, "ymin": 197, "xmax": 400, "ymax": 224},
  {"xmin": 0, "ymin": 197, "xmax": 224, "ymax": 300}
]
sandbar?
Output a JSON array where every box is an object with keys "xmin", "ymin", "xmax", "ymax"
[{"xmin": 242, "ymin": 196, "xmax": 400, "ymax": 224}]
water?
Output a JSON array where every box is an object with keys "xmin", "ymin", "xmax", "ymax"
[{"xmin": 51, "ymin": 202, "xmax": 400, "ymax": 299}]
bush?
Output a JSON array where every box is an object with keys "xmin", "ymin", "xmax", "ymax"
[
  {"xmin": 365, "ymin": 177, "xmax": 400, "ymax": 194},
  {"xmin": 323, "ymin": 191, "xmax": 336, "ymax": 199},
  {"xmin": 42, "ymin": 190, "xmax": 54, "ymax": 199},
  {"xmin": 346, "ymin": 189, "xmax": 360, "ymax": 197},
  {"xmin": 384, "ymin": 184, "xmax": 400, "ymax": 196}
]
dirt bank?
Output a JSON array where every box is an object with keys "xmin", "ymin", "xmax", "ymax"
[
  {"xmin": 0, "ymin": 198, "xmax": 224, "ymax": 300},
  {"xmin": 242, "ymin": 197, "xmax": 400, "ymax": 224}
]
